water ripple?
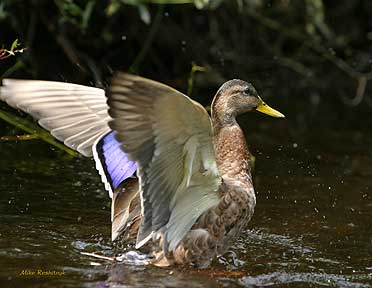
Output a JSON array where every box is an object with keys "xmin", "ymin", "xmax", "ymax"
[{"xmin": 240, "ymin": 272, "xmax": 372, "ymax": 287}]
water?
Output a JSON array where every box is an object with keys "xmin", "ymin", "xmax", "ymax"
[{"xmin": 0, "ymin": 107, "xmax": 371, "ymax": 287}]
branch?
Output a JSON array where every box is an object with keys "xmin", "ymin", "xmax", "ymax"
[
  {"xmin": 246, "ymin": 9, "xmax": 372, "ymax": 106},
  {"xmin": 40, "ymin": 10, "xmax": 103, "ymax": 87},
  {"xmin": 187, "ymin": 62, "xmax": 206, "ymax": 96},
  {"xmin": 0, "ymin": 134, "xmax": 41, "ymax": 141},
  {"xmin": 0, "ymin": 109, "xmax": 77, "ymax": 156}
]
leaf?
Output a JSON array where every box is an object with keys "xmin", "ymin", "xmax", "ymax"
[
  {"xmin": 106, "ymin": 1, "xmax": 121, "ymax": 16},
  {"xmin": 194, "ymin": 0, "xmax": 209, "ymax": 9},
  {"xmin": 10, "ymin": 39, "xmax": 20, "ymax": 54},
  {"xmin": 138, "ymin": 4, "xmax": 151, "ymax": 24},
  {"xmin": 63, "ymin": 2, "xmax": 83, "ymax": 17},
  {"xmin": 82, "ymin": 1, "xmax": 95, "ymax": 30}
]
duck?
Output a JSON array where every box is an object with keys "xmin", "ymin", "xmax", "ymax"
[{"xmin": 0, "ymin": 73, "xmax": 284, "ymax": 267}]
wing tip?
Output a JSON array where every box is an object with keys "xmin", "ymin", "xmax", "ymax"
[
  {"xmin": 112, "ymin": 231, "xmax": 119, "ymax": 242},
  {"xmin": 135, "ymin": 232, "xmax": 153, "ymax": 249}
]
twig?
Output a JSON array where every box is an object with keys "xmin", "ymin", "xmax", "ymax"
[
  {"xmin": 305, "ymin": 0, "xmax": 334, "ymax": 40},
  {"xmin": 0, "ymin": 134, "xmax": 42, "ymax": 141},
  {"xmin": 187, "ymin": 62, "xmax": 206, "ymax": 96},
  {"xmin": 246, "ymin": 9, "xmax": 372, "ymax": 106},
  {"xmin": 40, "ymin": 8, "xmax": 103, "ymax": 87},
  {"xmin": 276, "ymin": 56, "xmax": 314, "ymax": 78},
  {"xmin": 0, "ymin": 109, "xmax": 77, "ymax": 156}
]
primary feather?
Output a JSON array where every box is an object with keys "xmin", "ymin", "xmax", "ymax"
[
  {"xmin": 0, "ymin": 79, "xmax": 138, "ymax": 241},
  {"xmin": 108, "ymin": 73, "xmax": 221, "ymax": 251},
  {"xmin": 0, "ymin": 79, "xmax": 110, "ymax": 156}
]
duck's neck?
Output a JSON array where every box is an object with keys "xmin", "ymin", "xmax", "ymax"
[{"xmin": 211, "ymin": 111, "xmax": 252, "ymax": 185}]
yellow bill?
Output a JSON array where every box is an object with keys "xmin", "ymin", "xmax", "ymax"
[{"xmin": 256, "ymin": 96, "xmax": 285, "ymax": 118}]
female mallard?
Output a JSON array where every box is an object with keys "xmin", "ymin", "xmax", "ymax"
[{"xmin": 0, "ymin": 73, "xmax": 284, "ymax": 267}]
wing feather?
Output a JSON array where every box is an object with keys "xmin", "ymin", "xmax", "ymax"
[
  {"xmin": 0, "ymin": 79, "xmax": 110, "ymax": 156},
  {"xmin": 1, "ymin": 79, "xmax": 140, "ymax": 241},
  {"xmin": 108, "ymin": 73, "xmax": 221, "ymax": 251}
]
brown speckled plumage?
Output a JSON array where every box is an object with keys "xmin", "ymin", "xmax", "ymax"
[
  {"xmin": 152, "ymin": 86, "xmax": 257, "ymax": 267},
  {"xmin": 108, "ymin": 75, "xmax": 284, "ymax": 267},
  {"xmin": 0, "ymin": 74, "xmax": 283, "ymax": 268}
]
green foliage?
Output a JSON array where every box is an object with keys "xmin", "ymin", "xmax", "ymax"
[
  {"xmin": 0, "ymin": 39, "xmax": 25, "ymax": 60},
  {"xmin": 110, "ymin": 0, "xmax": 211, "ymax": 9},
  {"xmin": 1, "ymin": 0, "xmax": 372, "ymax": 154},
  {"xmin": 55, "ymin": 0, "xmax": 95, "ymax": 30},
  {"xmin": 187, "ymin": 63, "xmax": 206, "ymax": 96},
  {"xmin": 106, "ymin": 0, "xmax": 224, "ymax": 22}
]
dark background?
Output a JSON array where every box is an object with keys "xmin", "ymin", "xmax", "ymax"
[
  {"xmin": 1, "ymin": 0, "xmax": 372, "ymax": 112},
  {"xmin": 0, "ymin": 1, "xmax": 372, "ymax": 287}
]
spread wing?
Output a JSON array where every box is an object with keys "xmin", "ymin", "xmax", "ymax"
[
  {"xmin": 108, "ymin": 73, "xmax": 221, "ymax": 251},
  {"xmin": 0, "ymin": 79, "xmax": 139, "ymax": 239},
  {"xmin": 0, "ymin": 79, "xmax": 110, "ymax": 156}
]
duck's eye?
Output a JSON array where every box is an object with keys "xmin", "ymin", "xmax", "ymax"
[{"xmin": 243, "ymin": 88, "xmax": 252, "ymax": 96}]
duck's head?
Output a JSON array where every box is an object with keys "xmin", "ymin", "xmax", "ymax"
[{"xmin": 211, "ymin": 79, "xmax": 284, "ymax": 123}]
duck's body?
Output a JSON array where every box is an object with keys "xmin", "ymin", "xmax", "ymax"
[
  {"xmin": 123, "ymin": 116, "xmax": 256, "ymax": 267},
  {"xmin": 107, "ymin": 75, "xmax": 283, "ymax": 267},
  {"xmin": 0, "ymin": 73, "xmax": 284, "ymax": 267}
]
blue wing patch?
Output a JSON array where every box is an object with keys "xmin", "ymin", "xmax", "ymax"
[{"xmin": 93, "ymin": 131, "xmax": 137, "ymax": 197}]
